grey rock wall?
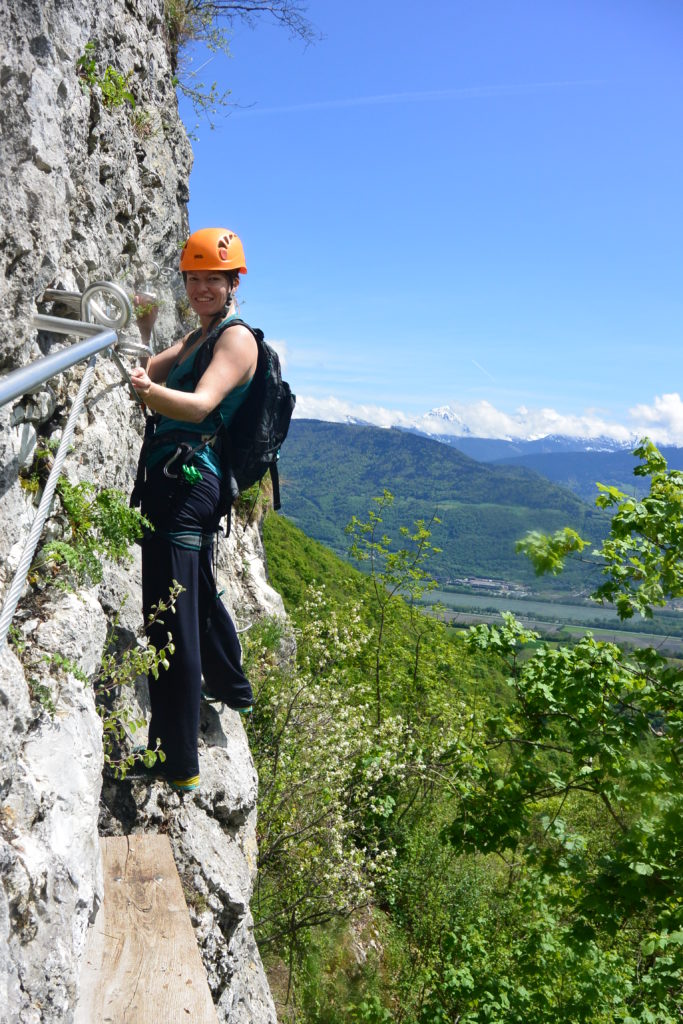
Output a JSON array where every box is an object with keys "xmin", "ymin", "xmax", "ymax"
[
  {"xmin": 0, "ymin": 0, "xmax": 190, "ymax": 367},
  {"xmin": 0, "ymin": 2, "xmax": 280, "ymax": 1020}
]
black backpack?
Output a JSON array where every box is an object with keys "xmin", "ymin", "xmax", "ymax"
[{"xmin": 192, "ymin": 316, "xmax": 296, "ymax": 522}]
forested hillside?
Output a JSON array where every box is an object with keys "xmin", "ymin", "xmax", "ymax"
[
  {"xmin": 492, "ymin": 445, "xmax": 683, "ymax": 502},
  {"xmin": 246, "ymin": 442, "xmax": 682, "ymax": 1023},
  {"xmin": 278, "ymin": 420, "xmax": 607, "ymax": 589}
]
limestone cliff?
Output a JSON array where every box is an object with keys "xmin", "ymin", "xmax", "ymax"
[{"xmin": 0, "ymin": 2, "xmax": 279, "ymax": 1020}]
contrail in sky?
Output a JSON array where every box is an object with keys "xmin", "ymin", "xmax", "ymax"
[
  {"xmin": 471, "ymin": 358, "xmax": 497, "ymax": 382},
  {"xmin": 232, "ymin": 80, "xmax": 603, "ymax": 117}
]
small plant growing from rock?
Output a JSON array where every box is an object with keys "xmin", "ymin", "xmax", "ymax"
[
  {"xmin": 7, "ymin": 625, "xmax": 26, "ymax": 656},
  {"xmin": 175, "ymin": 295, "xmax": 194, "ymax": 328},
  {"xmin": 100, "ymin": 65, "xmax": 135, "ymax": 109},
  {"xmin": 44, "ymin": 651, "xmax": 88, "ymax": 683},
  {"xmin": 27, "ymin": 679, "xmax": 57, "ymax": 718},
  {"xmin": 9, "ymin": 460, "xmax": 179, "ymax": 777},
  {"xmin": 131, "ymin": 108, "xmax": 158, "ymax": 139},
  {"xmin": 96, "ymin": 586, "xmax": 184, "ymax": 779},
  {"xmin": 181, "ymin": 875, "xmax": 209, "ymax": 915},
  {"xmin": 14, "ymin": 592, "xmax": 181, "ymax": 774},
  {"xmin": 76, "ymin": 41, "xmax": 98, "ymax": 90},
  {"xmin": 31, "ymin": 477, "xmax": 148, "ymax": 589},
  {"xmin": 162, "ymin": 0, "xmax": 316, "ymax": 124},
  {"xmin": 77, "ymin": 40, "xmax": 135, "ymax": 110},
  {"xmin": 18, "ymin": 437, "xmax": 60, "ymax": 496}
]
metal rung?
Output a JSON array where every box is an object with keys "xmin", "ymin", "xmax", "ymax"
[
  {"xmin": 1, "ymin": 324, "xmax": 117, "ymax": 407},
  {"xmin": 40, "ymin": 289, "xmax": 82, "ymax": 309}
]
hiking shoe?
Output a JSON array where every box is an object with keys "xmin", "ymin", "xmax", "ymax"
[
  {"xmin": 168, "ymin": 774, "xmax": 200, "ymax": 792},
  {"xmin": 123, "ymin": 751, "xmax": 198, "ymax": 791},
  {"xmin": 201, "ymin": 687, "xmax": 221, "ymax": 704},
  {"xmin": 123, "ymin": 760, "xmax": 165, "ymax": 782},
  {"xmin": 201, "ymin": 688, "xmax": 253, "ymax": 715}
]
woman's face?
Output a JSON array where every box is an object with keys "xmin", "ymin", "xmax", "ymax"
[{"xmin": 185, "ymin": 271, "xmax": 235, "ymax": 319}]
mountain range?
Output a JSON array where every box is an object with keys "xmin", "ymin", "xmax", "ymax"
[
  {"xmin": 330, "ymin": 401, "xmax": 645, "ymax": 449},
  {"xmin": 328, "ymin": 406, "xmax": 683, "ymax": 502},
  {"xmin": 277, "ymin": 420, "xmax": 608, "ymax": 591},
  {"xmin": 420, "ymin": 432, "xmax": 633, "ymax": 459},
  {"xmin": 412, "ymin": 432, "xmax": 683, "ymax": 503}
]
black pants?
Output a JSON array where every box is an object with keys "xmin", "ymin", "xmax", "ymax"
[{"xmin": 140, "ymin": 465, "xmax": 253, "ymax": 778}]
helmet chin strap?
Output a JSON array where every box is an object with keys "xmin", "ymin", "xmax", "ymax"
[{"xmin": 205, "ymin": 295, "xmax": 235, "ymax": 335}]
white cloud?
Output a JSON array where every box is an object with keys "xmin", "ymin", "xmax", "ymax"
[
  {"xmin": 294, "ymin": 393, "xmax": 683, "ymax": 445},
  {"xmin": 295, "ymin": 394, "xmax": 415, "ymax": 429},
  {"xmin": 423, "ymin": 401, "xmax": 635, "ymax": 442},
  {"xmin": 628, "ymin": 393, "xmax": 683, "ymax": 444}
]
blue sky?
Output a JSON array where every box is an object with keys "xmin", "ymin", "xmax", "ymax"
[{"xmin": 180, "ymin": 0, "xmax": 683, "ymax": 442}]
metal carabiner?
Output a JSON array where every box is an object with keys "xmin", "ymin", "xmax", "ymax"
[{"xmin": 163, "ymin": 443, "xmax": 192, "ymax": 479}]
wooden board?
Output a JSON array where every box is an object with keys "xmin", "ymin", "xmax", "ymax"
[{"xmin": 75, "ymin": 834, "xmax": 219, "ymax": 1023}]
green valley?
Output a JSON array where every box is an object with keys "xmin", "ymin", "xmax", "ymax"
[{"xmin": 277, "ymin": 420, "xmax": 608, "ymax": 590}]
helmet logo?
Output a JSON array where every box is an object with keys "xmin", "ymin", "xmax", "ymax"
[{"xmin": 217, "ymin": 233, "xmax": 233, "ymax": 262}]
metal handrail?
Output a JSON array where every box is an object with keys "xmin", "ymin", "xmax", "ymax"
[
  {"xmin": 0, "ymin": 282, "xmax": 139, "ymax": 649},
  {"xmin": 0, "ymin": 324, "xmax": 117, "ymax": 407}
]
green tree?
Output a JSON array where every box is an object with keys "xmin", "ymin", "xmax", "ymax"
[
  {"xmin": 443, "ymin": 441, "xmax": 683, "ymax": 1022},
  {"xmin": 346, "ymin": 490, "xmax": 441, "ymax": 726},
  {"xmin": 257, "ymin": 508, "xmax": 485, "ymax": 1019}
]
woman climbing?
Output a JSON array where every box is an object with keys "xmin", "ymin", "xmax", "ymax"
[{"xmin": 129, "ymin": 227, "xmax": 257, "ymax": 792}]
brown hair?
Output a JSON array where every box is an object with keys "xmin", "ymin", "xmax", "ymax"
[{"xmin": 182, "ymin": 270, "xmax": 239, "ymax": 289}]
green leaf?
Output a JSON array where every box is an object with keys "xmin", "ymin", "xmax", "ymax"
[{"xmin": 631, "ymin": 862, "xmax": 654, "ymax": 876}]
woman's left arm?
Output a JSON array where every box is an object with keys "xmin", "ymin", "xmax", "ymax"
[{"xmin": 130, "ymin": 325, "xmax": 257, "ymax": 423}]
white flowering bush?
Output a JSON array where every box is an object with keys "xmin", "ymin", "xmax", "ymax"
[
  {"xmin": 245, "ymin": 578, "xmax": 480, "ymax": 971},
  {"xmin": 246, "ymin": 591, "xmax": 394, "ymax": 944},
  {"xmin": 252, "ymin": 502, "xmax": 497, "ymax": 1015}
]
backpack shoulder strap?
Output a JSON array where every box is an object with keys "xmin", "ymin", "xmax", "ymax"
[
  {"xmin": 269, "ymin": 462, "xmax": 281, "ymax": 511},
  {"xmin": 192, "ymin": 317, "xmax": 263, "ymax": 386}
]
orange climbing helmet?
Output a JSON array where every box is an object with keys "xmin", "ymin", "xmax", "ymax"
[{"xmin": 179, "ymin": 227, "xmax": 248, "ymax": 274}]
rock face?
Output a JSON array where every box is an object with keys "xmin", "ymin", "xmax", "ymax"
[
  {"xmin": 0, "ymin": 0, "xmax": 190, "ymax": 369},
  {"xmin": 0, "ymin": 2, "xmax": 280, "ymax": 1021}
]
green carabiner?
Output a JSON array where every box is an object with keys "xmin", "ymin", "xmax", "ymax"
[{"xmin": 182, "ymin": 464, "xmax": 203, "ymax": 484}]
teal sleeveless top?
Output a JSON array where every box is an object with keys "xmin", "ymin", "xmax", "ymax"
[{"xmin": 146, "ymin": 319, "xmax": 252, "ymax": 477}]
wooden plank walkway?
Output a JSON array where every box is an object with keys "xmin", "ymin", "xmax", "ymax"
[{"xmin": 75, "ymin": 834, "xmax": 219, "ymax": 1023}]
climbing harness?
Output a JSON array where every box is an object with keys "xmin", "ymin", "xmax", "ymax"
[{"xmin": 163, "ymin": 442, "xmax": 202, "ymax": 480}]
